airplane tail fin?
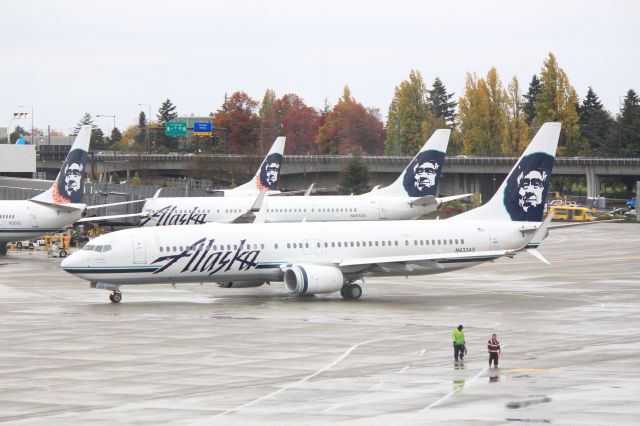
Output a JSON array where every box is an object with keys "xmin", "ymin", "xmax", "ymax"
[
  {"xmin": 30, "ymin": 125, "xmax": 92, "ymax": 206},
  {"xmin": 454, "ymin": 122, "xmax": 561, "ymax": 222},
  {"xmin": 372, "ymin": 129, "xmax": 450, "ymax": 197},
  {"xmin": 230, "ymin": 136, "xmax": 286, "ymax": 193}
]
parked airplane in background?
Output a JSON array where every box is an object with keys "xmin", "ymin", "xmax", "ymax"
[
  {"xmin": 0, "ymin": 126, "xmax": 100, "ymax": 255},
  {"xmin": 133, "ymin": 129, "xmax": 464, "ymax": 226},
  {"xmin": 61, "ymin": 123, "xmax": 561, "ymax": 303}
]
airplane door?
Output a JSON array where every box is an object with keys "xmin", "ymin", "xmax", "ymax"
[
  {"xmin": 378, "ymin": 203, "xmax": 387, "ymax": 219},
  {"xmin": 29, "ymin": 207, "xmax": 39, "ymax": 228},
  {"xmin": 131, "ymin": 235, "xmax": 147, "ymax": 264},
  {"xmin": 489, "ymin": 228, "xmax": 499, "ymax": 250},
  {"xmin": 315, "ymin": 239, "xmax": 323, "ymax": 255}
]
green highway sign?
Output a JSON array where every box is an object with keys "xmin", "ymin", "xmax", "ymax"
[{"xmin": 166, "ymin": 121, "xmax": 187, "ymax": 136}]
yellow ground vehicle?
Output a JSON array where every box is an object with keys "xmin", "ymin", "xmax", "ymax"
[
  {"xmin": 548, "ymin": 205, "xmax": 594, "ymax": 221},
  {"xmin": 44, "ymin": 234, "xmax": 71, "ymax": 257}
]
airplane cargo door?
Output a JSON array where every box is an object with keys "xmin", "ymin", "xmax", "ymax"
[
  {"xmin": 131, "ymin": 235, "xmax": 147, "ymax": 264},
  {"xmin": 489, "ymin": 228, "xmax": 499, "ymax": 250}
]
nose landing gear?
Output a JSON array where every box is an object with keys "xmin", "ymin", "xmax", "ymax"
[{"xmin": 109, "ymin": 291, "xmax": 122, "ymax": 303}]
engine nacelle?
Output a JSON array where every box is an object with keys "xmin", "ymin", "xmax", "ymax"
[
  {"xmin": 216, "ymin": 281, "xmax": 265, "ymax": 288},
  {"xmin": 284, "ymin": 264, "xmax": 344, "ymax": 295}
]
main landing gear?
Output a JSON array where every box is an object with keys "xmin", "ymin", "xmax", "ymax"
[
  {"xmin": 340, "ymin": 282, "xmax": 362, "ymax": 300},
  {"xmin": 109, "ymin": 291, "xmax": 122, "ymax": 303}
]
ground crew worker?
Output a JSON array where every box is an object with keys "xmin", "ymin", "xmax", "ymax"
[
  {"xmin": 452, "ymin": 324, "xmax": 465, "ymax": 361},
  {"xmin": 488, "ymin": 333, "xmax": 501, "ymax": 368}
]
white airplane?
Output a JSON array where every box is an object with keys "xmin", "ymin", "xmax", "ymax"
[
  {"xmin": 62, "ymin": 123, "xmax": 561, "ymax": 303},
  {"xmin": 133, "ymin": 129, "xmax": 462, "ymax": 226},
  {"xmin": 0, "ymin": 125, "xmax": 106, "ymax": 255}
]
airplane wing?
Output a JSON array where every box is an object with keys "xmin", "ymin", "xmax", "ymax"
[
  {"xmin": 337, "ymin": 249, "xmax": 514, "ymax": 272},
  {"xmin": 85, "ymin": 198, "xmax": 147, "ymax": 210},
  {"xmin": 77, "ymin": 212, "xmax": 149, "ymax": 223}
]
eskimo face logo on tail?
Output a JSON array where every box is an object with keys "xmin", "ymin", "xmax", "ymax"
[
  {"xmin": 257, "ymin": 153, "xmax": 283, "ymax": 191},
  {"xmin": 503, "ymin": 153, "xmax": 554, "ymax": 221},
  {"xmin": 53, "ymin": 149, "xmax": 87, "ymax": 204},
  {"xmin": 402, "ymin": 150, "xmax": 445, "ymax": 197}
]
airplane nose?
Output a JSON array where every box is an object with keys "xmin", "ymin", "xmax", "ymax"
[{"xmin": 60, "ymin": 252, "xmax": 78, "ymax": 270}]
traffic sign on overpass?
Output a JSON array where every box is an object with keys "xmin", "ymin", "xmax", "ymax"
[
  {"xmin": 193, "ymin": 122, "xmax": 212, "ymax": 136},
  {"xmin": 166, "ymin": 121, "xmax": 187, "ymax": 136}
]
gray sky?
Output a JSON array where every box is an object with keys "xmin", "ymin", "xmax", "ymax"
[{"xmin": 1, "ymin": 0, "xmax": 638, "ymax": 135}]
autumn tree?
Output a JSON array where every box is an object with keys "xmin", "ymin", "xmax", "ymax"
[
  {"xmin": 282, "ymin": 106, "xmax": 320, "ymax": 154},
  {"xmin": 316, "ymin": 86, "xmax": 385, "ymax": 155},
  {"xmin": 385, "ymin": 70, "xmax": 434, "ymax": 156},
  {"xmin": 534, "ymin": 53, "xmax": 585, "ymax": 155},
  {"xmin": 502, "ymin": 76, "xmax": 530, "ymax": 155},
  {"xmin": 337, "ymin": 151, "xmax": 370, "ymax": 194},
  {"xmin": 458, "ymin": 68, "xmax": 507, "ymax": 156},
  {"xmin": 212, "ymin": 91, "xmax": 260, "ymax": 154}
]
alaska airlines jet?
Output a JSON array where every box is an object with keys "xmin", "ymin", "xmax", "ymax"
[
  {"xmin": 135, "ymin": 129, "xmax": 461, "ymax": 226},
  {"xmin": 61, "ymin": 123, "xmax": 561, "ymax": 303},
  {"xmin": 0, "ymin": 126, "xmax": 94, "ymax": 255}
]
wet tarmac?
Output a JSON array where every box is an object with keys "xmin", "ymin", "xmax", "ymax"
[{"xmin": 0, "ymin": 223, "xmax": 639, "ymax": 425}]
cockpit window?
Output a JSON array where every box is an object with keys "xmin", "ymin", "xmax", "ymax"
[{"xmin": 83, "ymin": 244, "xmax": 95, "ymax": 251}]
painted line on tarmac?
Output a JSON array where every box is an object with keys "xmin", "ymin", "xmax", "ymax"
[
  {"xmin": 196, "ymin": 330, "xmax": 450, "ymax": 422},
  {"xmin": 393, "ymin": 366, "xmax": 489, "ymax": 426}
]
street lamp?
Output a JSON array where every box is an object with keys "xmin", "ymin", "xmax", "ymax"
[
  {"xmin": 96, "ymin": 114, "xmax": 116, "ymax": 132},
  {"xmin": 137, "ymin": 103, "xmax": 152, "ymax": 153},
  {"xmin": 17, "ymin": 105, "xmax": 33, "ymax": 144}
]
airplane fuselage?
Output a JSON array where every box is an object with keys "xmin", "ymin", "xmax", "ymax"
[
  {"xmin": 0, "ymin": 200, "xmax": 84, "ymax": 242},
  {"xmin": 62, "ymin": 219, "xmax": 532, "ymax": 285},
  {"xmin": 139, "ymin": 194, "xmax": 435, "ymax": 226}
]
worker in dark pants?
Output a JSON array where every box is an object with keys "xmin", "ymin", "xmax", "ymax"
[
  {"xmin": 488, "ymin": 333, "xmax": 501, "ymax": 368},
  {"xmin": 452, "ymin": 324, "xmax": 466, "ymax": 362}
]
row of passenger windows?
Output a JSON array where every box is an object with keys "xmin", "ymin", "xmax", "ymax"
[
  {"xmin": 150, "ymin": 207, "xmax": 359, "ymax": 215},
  {"xmin": 265, "ymin": 208, "xmax": 359, "ymax": 213},
  {"xmin": 157, "ymin": 238, "xmax": 465, "ymax": 253},
  {"xmin": 1, "ymin": 214, "xmax": 15, "ymax": 219}
]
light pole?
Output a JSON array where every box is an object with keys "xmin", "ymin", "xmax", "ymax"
[
  {"xmin": 137, "ymin": 103, "xmax": 152, "ymax": 153},
  {"xmin": 96, "ymin": 114, "xmax": 116, "ymax": 132},
  {"xmin": 17, "ymin": 105, "xmax": 33, "ymax": 144}
]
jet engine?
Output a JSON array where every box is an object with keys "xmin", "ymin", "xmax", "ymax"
[
  {"xmin": 216, "ymin": 281, "xmax": 265, "ymax": 288},
  {"xmin": 284, "ymin": 264, "xmax": 344, "ymax": 295}
]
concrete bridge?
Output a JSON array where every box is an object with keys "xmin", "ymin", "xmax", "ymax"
[{"xmin": 37, "ymin": 151, "xmax": 640, "ymax": 201}]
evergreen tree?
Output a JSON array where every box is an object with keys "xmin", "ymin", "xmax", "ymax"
[
  {"xmin": 110, "ymin": 127, "xmax": 122, "ymax": 145},
  {"xmin": 9, "ymin": 125, "xmax": 26, "ymax": 143},
  {"xmin": 337, "ymin": 151, "xmax": 370, "ymax": 194},
  {"xmin": 131, "ymin": 171, "xmax": 142, "ymax": 186},
  {"xmin": 74, "ymin": 113, "xmax": 104, "ymax": 148},
  {"xmin": 428, "ymin": 77, "xmax": 456, "ymax": 125},
  {"xmin": 156, "ymin": 98, "xmax": 178, "ymax": 123},
  {"xmin": 523, "ymin": 75, "xmax": 540, "ymax": 125},
  {"xmin": 135, "ymin": 111, "xmax": 147, "ymax": 147},
  {"xmin": 605, "ymin": 89, "xmax": 640, "ymax": 156},
  {"xmin": 74, "ymin": 112, "xmax": 94, "ymax": 133},
  {"xmin": 578, "ymin": 87, "xmax": 612, "ymax": 155},
  {"xmin": 156, "ymin": 99, "xmax": 178, "ymax": 151}
]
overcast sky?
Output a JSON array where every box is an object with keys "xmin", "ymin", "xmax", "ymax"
[{"xmin": 1, "ymin": 0, "xmax": 638, "ymax": 135}]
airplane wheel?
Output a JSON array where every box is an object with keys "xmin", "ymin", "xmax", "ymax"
[
  {"xmin": 342, "ymin": 283, "xmax": 362, "ymax": 300},
  {"xmin": 109, "ymin": 292, "xmax": 122, "ymax": 303},
  {"xmin": 0, "ymin": 243, "xmax": 7, "ymax": 256}
]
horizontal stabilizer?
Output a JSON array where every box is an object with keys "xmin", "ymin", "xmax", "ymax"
[
  {"xmin": 86, "ymin": 199, "xmax": 147, "ymax": 210},
  {"xmin": 409, "ymin": 195, "xmax": 437, "ymax": 207}
]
